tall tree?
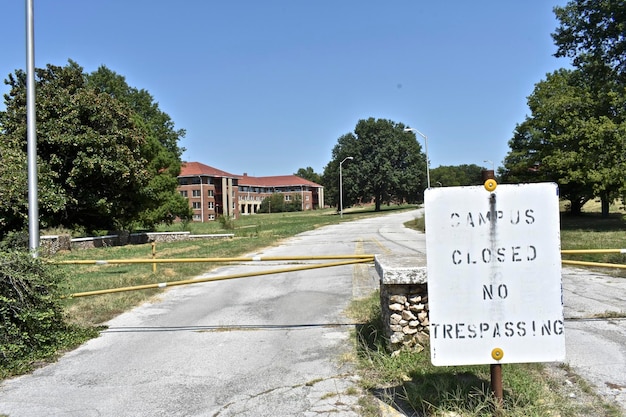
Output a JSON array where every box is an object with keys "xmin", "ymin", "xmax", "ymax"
[
  {"xmin": 552, "ymin": 1, "xmax": 626, "ymax": 215},
  {"xmin": 87, "ymin": 66, "xmax": 191, "ymax": 227},
  {"xmin": 502, "ymin": 68, "xmax": 626, "ymax": 215},
  {"xmin": 501, "ymin": 2, "xmax": 626, "ymax": 216},
  {"xmin": 294, "ymin": 167, "xmax": 322, "ymax": 185},
  {"xmin": 322, "ymin": 118, "xmax": 426, "ymax": 211},
  {"xmin": 430, "ymin": 164, "xmax": 484, "ymax": 187},
  {"xmin": 0, "ymin": 61, "xmax": 191, "ymax": 234},
  {"xmin": 553, "ymin": 0, "xmax": 626, "ymax": 78}
]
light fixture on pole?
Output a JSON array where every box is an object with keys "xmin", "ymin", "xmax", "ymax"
[
  {"xmin": 404, "ymin": 127, "xmax": 430, "ymax": 189},
  {"xmin": 339, "ymin": 156, "xmax": 353, "ymax": 218},
  {"xmin": 482, "ymin": 160, "xmax": 496, "ymax": 182}
]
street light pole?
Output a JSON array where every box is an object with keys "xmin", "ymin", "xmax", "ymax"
[
  {"xmin": 404, "ymin": 127, "xmax": 430, "ymax": 189},
  {"xmin": 339, "ymin": 156, "xmax": 353, "ymax": 218},
  {"xmin": 26, "ymin": 0, "xmax": 39, "ymax": 256}
]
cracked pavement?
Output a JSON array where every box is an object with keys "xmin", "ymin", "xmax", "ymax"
[{"xmin": 0, "ymin": 210, "xmax": 423, "ymax": 416}]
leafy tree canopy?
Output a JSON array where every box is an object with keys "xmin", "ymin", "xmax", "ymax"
[
  {"xmin": 553, "ymin": 0, "xmax": 626, "ymax": 78},
  {"xmin": 501, "ymin": 2, "xmax": 626, "ymax": 217},
  {"xmin": 294, "ymin": 167, "xmax": 322, "ymax": 185},
  {"xmin": 430, "ymin": 164, "xmax": 484, "ymax": 187},
  {"xmin": 501, "ymin": 68, "xmax": 626, "ymax": 215},
  {"xmin": 0, "ymin": 61, "xmax": 191, "ymax": 235},
  {"xmin": 322, "ymin": 118, "xmax": 426, "ymax": 211},
  {"xmin": 258, "ymin": 193, "xmax": 302, "ymax": 213}
]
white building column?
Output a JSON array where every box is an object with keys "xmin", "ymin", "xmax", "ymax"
[{"xmin": 221, "ymin": 177, "xmax": 228, "ymax": 217}]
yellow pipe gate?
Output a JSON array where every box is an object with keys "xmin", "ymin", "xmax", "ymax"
[{"xmin": 54, "ymin": 248, "xmax": 626, "ymax": 298}]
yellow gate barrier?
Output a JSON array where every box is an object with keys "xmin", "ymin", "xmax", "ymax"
[
  {"xmin": 561, "ymin": 248, "xmax": 626, "ymax": 269},
  {"xmin": 58, "ymin": 255, "xmax": 375, "ymax": 298},
  {"xmin": 52, "ymin": 254, "xmax": 376, "ymax": 265}
]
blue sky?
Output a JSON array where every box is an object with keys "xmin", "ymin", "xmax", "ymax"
[{"xmin": 2, "ymin": 1, "xmax": 570, "ymax": 176}]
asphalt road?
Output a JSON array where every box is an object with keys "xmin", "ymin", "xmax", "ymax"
[
  {"xmin": 0, "ymin": 209, "xmax": 424, "ymax": 417},
  {"xmin": 1, "ymin": 208, "xmax": 625, "ymax": 416},
  {"xmin": 561, "ymin": 266, "xmax": 626, "ymax": 412}
]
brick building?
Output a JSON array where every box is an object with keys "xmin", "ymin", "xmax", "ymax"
[{"xmin": 178, "ymin": 162, "xmax": 324, "ymax": 222}]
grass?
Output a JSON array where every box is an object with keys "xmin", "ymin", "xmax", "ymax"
[
  {"xmin": 559, "ymin": 200, "xmax": 626, "ymax": 276},
  {"xmin": 406, "ymin": 199, "xmax": 626, "ymax": 275},
  {"xmin": 347, "ymin": 291, "xmax": 620, "ymax": 417},
  {"xmin": 56, "ymin": 205, "xmax": 415, "ymax": 326},
  {"xmin": 32, "ymin": 200, "xmax": 626, "ymax": 415}
]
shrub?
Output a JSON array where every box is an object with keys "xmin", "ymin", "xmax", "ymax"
[
  {"xmin": 0, "ymin": 231, "xmax": 29, "ymax": 251},
  {"xmin": 0, "ymin": 250, "xmax": 96, "ymax": 377}
]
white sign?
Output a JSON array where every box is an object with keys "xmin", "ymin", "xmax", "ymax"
[{"xmin": 425, "ymin": 182, "xmax": 565, "ymax": 366}]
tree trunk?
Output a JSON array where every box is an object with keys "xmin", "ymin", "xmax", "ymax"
[
  {"xmin": 569, "ymin": 198, "xmax": 583, "ymax": 216},
  {"xmin": 601, "ymin": 194, "xmax": 610, "ymax": 218}
]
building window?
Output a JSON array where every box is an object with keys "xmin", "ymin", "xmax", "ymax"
[
  {"xmin": 285, "ymin": 195, "xmax": 291, "ymax": 201},
  {"xmin": 192, "ymin": 202, "xmax": 202, "ymax": 209},
  {"xmin": 179, "ymin": 179, "xmax": 189, "ymax": 185},
  {"xmin": 305, "ymin": 195, "xmax": 310, "ymax": 201},
  {"xmin": 193, "ymin": 214, "xmax": 202, "ymax": 221},
  {"xmin": 180, "ymin": 190, "xmax": 188, "ymax": 197},
  {"xmin": 208, "ymin": 202, "xmax": 214, "ymax": 209},
  {"xmin": 208, "ymin": 189, "xmax": 214, "ymax": 197},
  {"xmin": 208, "ymin": 214, "xmax": 215, "ymax": 220},
  {"xmin": 192, "ymin": 189, "xmax": 201, "ymax": 197}
]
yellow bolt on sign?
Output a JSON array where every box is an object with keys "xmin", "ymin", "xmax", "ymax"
[
  {"xmin": 484, "ymin": 179, "xmax": 497, "ymax": 192},
  {"xmin": 491, "ymin": 348, "xmax": 504, "ymax": 361}
]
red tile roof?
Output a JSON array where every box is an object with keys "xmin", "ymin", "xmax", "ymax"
[
  {"xmin": 179, "ymin": 162, "xmax": 238, "ymax": 178},
  {"xmin": 180, "ymin": 162, "xmax": 323, "ymax": 188},
  {"xmin": 239, "ymin": 174, "xmax": 322, "ymax": 188}
]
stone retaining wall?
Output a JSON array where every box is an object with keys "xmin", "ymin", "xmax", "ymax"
[
  {"xmin": 128, "ymin": 232, "xmax": 191, "ymax": 245},
  {"xmin": 39, "ymin": 235, "xmax": 72, "ymax": 257},
  {"xmin": 40, "ymin": 232, "xmax": 234, "ymax": 254},
  {"xmin": 375, "ymin": 253, "xmax": 429, "ymax": 353}
]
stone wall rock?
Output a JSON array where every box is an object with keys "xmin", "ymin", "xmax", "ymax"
[
  {"xmin": 375, "ymin": 253, "xmax": 429, "ymax": 353},
  {"xmin": 380, "ymin": 283, "xmax": 429, "ymax": 352}
]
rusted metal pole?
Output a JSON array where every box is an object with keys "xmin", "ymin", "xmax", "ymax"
[
  {"xmin": 151, "ymin": 241, "xmax": 157, "ymax": 273},
  {"xmin": 491, "ymin": 363, "xmax": 503, "ymax": 414}
]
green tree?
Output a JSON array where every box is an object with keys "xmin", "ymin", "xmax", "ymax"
[
  {"xmin": 287, "ymin": 193, "xmax": 303, "ymax": 212},
  {"xmin": 553, "ymin": 0, "xmax": 626, "ymax": 79},
  {"xmin": 502, "ymin": 1, "xmax": 626, "ymax": 217},
  {"xmin": 259, "ymin": 193, "xmax": 284, "ymax": 213},
  {"xmin": 430, "ymin": 164, "xmax": 484, "ymax": 187},
  {"xmin": 0, "ymin": 61, "xmax": 191, "ymax": 235},
  {"xmin": 501, "ymin": 68, "xmax": 626, "ymax": 215},
  {"xmin": 294, "ymin": 167, "xmax": 322, "ymax": 185},
  {"xmin": 86, "ymin": 66, "xmax": 191, "ymax": 228},
  {"xmin": 322, "ymin": 118, "xmax": 426, "ymax": 211},
  {"xmin": 551, "ymin": 0, "xmax": 626, "ymax": 215}
]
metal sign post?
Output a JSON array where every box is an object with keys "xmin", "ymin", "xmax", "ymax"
[{"xmin": 424, "ymin": 180, "xmax": 565, "ymax": 405}]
